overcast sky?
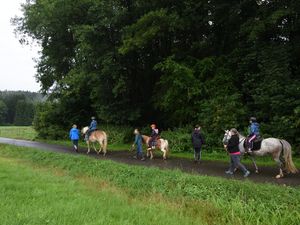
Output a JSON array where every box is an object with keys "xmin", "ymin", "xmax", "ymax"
[{"xmin": 0, "ymin": 0, "xmax": 40, "ymax": 92}]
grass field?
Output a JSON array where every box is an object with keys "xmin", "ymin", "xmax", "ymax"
[
  {"xmin": 0, "ymin": 144, "xmax": 299, "ymax": 225},
  {"xmin": 0, "ymin": 126, "xmax": 299, "ymax": 167}
]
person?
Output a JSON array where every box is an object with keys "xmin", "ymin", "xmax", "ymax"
[
  {"xmin": 224, "ymin": 128, "xmax": 250, "ymax": 177},
  {"xmin": 69, "ymin": 124, "xmax": 80, "ymax": 152},
  {"xmin": 132, "ymin": 129, "xmax": 145, "ymax": 161},
  {"xmin": 148, "ymin": 124, "xmax": 159, "ymax": 150},
  {"xmin": 85, "ymin": 116, "xmax": 97, "ymax": 141},
  {"xmin": 191, "ymin": 125, "xmax": 205, "ymax": 163},
  {"xmin": 248, "ymin": 117, "xmax": 260, "ymax": 152}
]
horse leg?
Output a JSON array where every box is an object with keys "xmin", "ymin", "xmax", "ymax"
[
  {"xmin": 87, "ymin": 142, "xmax": 90, "ymax": 154},
  {"xmin": 92, "ymin": 143, "xmax": 99, "ymax": 154},
  {"xmin": 150, "ymin": 149, "xmax": 154, "ymax": 159},
  {"xmin": 146, "ymin": 149, "xmax": 150, "ymax": 158},
  {"xmin": 274, "ymin": 157, "xmax": 284, "ymax": 179},
  {"xmin": 250, "ymin": 155, "xmax": 259, "ymax": 173},
  {"xmin": 161, "ymin": 148, "xmax": 167, "ymax": 160}
]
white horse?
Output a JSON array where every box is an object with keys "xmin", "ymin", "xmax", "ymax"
[
  {"xmin": 82, "ymin": 127, "xmax": 108, "ymax": 156},
  {"xmin": 142, "ymin": 135, "xmax": 170, "ymax": 160},
  {"xmin": 223, "ymin": 130, "xmax": 298, "ymax": 178}
]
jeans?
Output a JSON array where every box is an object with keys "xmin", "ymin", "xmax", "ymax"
[
  {"xmin": 194, "ymin": 147, "xmax": 201, "ymax": 161},
  {"xmin": 228, "ymin": 154, "xmax": 247, "ymax": 173},
  {"xmin": 137, "ymin": 144, "xmax": 143, "ymax": 156}
]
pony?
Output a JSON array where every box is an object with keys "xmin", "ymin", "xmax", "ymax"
[
  {"xmin": 223, "ymin": 130, "xmax": 298, "ymax": 178},
  {"xmin": 81, "ymin": 127, "xmax": 107, "ymax": 156},
  {"xmin": 141, "ymin": 135, "xmax": 169, "ymax": 160}
]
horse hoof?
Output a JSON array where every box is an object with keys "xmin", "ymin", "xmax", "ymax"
[
  {"xmin": 255, "ymin": 170, "xmax": 259, "ymax": 174},
  {"xmin": 276, "ymin": 174, "xmax": 283, "ymax": 179}
]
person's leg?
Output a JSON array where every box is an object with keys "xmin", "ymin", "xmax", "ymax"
[
  {"xmin": 229, "ymin": 155, "xmax": 236, "ymax": 172},
  {"xmin": 74, "ymin": 140, "xmax": 78, "ymax": 152},
  {"xmin": 235, "ymin": 155, "xmax": 249, "ymax": 174},
  {"xmin": 194, "ymin": 148, "xmax": 198, "ymax": 161},
  {"xmin": 226, "ymin": 155, "xmax": 234, "ymax": 174}
]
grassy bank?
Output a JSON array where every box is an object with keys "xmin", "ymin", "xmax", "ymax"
[{"xmin": 0, "ymin": 144, "xmax": 299, "ymax": 225}]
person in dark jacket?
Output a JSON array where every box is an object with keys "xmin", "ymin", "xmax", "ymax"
[
  {"xmin": 191, "ymin": 125, "xmax": 205, "ymax": 163},
  {"xmin": 147, "ymin": 124, "xmax": 159, "ymax": 150},
  {"xmin": 69, "ymin": 124, "xmax": 80, "ymax": 152},
  {"xmin": 224, "ymin": 128, "xmax": 250, "ymax": 177},
  {"xmin": 132, "ymin": 129, "xmax": 145, "ymax": 161}
]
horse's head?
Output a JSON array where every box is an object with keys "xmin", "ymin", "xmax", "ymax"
[
  {"xmin": 82, "ymin": 126, "xmax": 89, "ymax": 135},
  {"xmin": 222, "ymin": 130, "xmax": 231, "ymax": 145}
]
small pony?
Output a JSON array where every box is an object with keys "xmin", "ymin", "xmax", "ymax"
[
  {"xmin": 142, "ymin": 135, "xmax": 169, "ymax": 160},
  {"xmin": 81, "ymin": 127, "xmax": 108, "ymax": 156}
]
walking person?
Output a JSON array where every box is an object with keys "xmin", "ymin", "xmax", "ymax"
[
  {"xmin": 191, "ymin": 125, "xmax": 205, "ymax": 163},
  {"xmin": 69, "ymin": 124, "xmax": 80, "ymax": 152},
  {"xmin": 224, "ymin": 128, "xmax": 250, "ymax": 177},
  {"xmin": 132, "ymin": 129, "xmax": 145, "ymax": 161}
]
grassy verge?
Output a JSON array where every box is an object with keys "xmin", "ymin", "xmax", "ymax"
[
  {"xmin": 0, "ymin": 126, "xmax": 37, "ymax": 140},
  {"xmin": 0, "ymin": 144, "xmax": 299, "ymax": 225}
]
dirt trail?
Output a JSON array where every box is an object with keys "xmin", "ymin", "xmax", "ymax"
[{"xmin": 0, "ymin": 137, "xmax": 299, "ymax": 187}]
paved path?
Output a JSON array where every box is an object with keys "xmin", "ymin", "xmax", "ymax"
[{"xmin": 0, "ymin": 137, "xmax": 299, "ymax": 187}]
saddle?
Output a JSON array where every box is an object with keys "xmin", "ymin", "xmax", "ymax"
[{"xmin": 244, "ymin": 137, "xmax": 263, "ymax": 151}]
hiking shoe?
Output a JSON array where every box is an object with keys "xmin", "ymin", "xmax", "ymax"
[
  {"xmin": 141, "ymin": 157, "xmax": 145, "ymax": 161},
  {"xmin": 244, "ymin": 171, "xmax": 250, "ymax": 177},
  {"xmin": 133, "ymin": 156, "xmax": 138, "ymax": 159},
  {"xmin": 225, "ymin": 170, "xmax": 233, "ymax": 175}
]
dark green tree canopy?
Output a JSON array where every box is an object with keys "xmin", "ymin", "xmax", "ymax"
[{"xmin": 14, "ymin": 0, "xmax": 300, "ymax": 146}]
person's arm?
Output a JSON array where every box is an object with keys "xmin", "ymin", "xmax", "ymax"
[
  {"xmin": 200, "ymin": 133, "xmax": 205, "ymax": 145},
  {"xmin": 69, "ymin": 130, "xmax": 72, "ymax": 139}
]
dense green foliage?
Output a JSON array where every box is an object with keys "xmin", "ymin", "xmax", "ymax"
[
  {"xmin": 0, "ymin": 91, "xmax": 43, "ymax": 125},
  {"xmin": 14, "ymin": 0, "xmax": 300, "ymax": 147},
  {"xmin": 0, "ymin": 144, "xmax": 300, "ymax": 225}
]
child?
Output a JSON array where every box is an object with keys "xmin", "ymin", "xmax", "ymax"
[
  {"xmin": 148, "ymin": 124, "xmax": 159, "ymax": 150},
  {"xmin": 132, "ymin": 129, "xmax": 145, "ymax": 161},
  {"xmin": 69, "ymin": 124, "xmax": 80, "ymax": 152},
  {"xmin": 191, "ymin": 125, "xmax": 205, "ymax": 163}
]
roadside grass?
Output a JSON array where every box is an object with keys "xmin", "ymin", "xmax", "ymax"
[
  {"xmin": 0, "ymin": 126, "xmax": 299, "ymax": 167},
  {"xmin": 0, "ymin": 157, "xmax": 205, "ymax": 225},
  {"xmin": 0, "ymin": 144, "xmax": 299, "ymax": 225}
]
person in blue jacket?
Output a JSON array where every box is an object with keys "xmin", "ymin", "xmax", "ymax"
[
  {"xmin": 85, "ymin": 116, "xmax": 97, "ymax": 140},
  {"xmin": 69, "ymin": 124, "xmax": 80, "ymax": 152},
  {"xmin": 132, "ymin": 129, "xmax": 145, "ymax": 161},
  {"xmin": 248, "ymin": 117, "xmax": 260, "ymax": 152}
]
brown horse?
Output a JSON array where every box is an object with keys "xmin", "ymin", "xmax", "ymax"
[
  {"xmin": 82, "ymin": 127, "xmax": 108, "ymax": 156},
  {"xmin": 142, "ymin": 135, "xmax": 169, "ymax": 160}
]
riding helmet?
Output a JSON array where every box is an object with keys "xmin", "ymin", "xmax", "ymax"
[{"xmin": 250, "ymin": 117, "xmax": 257, "ymax": 122}]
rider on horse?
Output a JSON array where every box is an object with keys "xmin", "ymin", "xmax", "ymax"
[
  {"xmin": 247, "ymin": 117, "xmax": 260, "ymax": 152},
  {"xmin": 85, "ymin": 116, "xmax": 97, "ymax": 140},
  {"xmin": 148, "ymin": 124, "xmax": 159, "ymax": 150}
]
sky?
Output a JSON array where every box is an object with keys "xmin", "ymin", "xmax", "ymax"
[{"xmin": 0, "ymin": 0, "xmax": 40, "ymax": 92}]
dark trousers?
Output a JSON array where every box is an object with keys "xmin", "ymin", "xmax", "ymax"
[
  {"xmin": 194, "ymin": 147, "xmax": 202, "ymax": 161},
  {"xmin": 229, "ymin": 154, "xmax": 247, "ymax": 173},
  {"xmin": 72, "ymin": 140, "xmax": 78, "ymax": 151}
]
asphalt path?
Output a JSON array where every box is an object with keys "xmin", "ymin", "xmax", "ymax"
[{"xmin": 0, "ymin": 137, "xmax": 299, "ymax": 187}]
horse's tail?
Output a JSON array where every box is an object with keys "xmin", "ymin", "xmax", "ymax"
[
  {"xmin": 103, "ymin": 132, "xmax": 108, "ymax": 153},
  {"xmin": 281, "ymin": 139, "xmax": 298, "ymax": 174}
]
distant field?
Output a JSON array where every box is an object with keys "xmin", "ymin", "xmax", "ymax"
[
  {"xmin": 0, "ymin": 144, "xmax": 299, "ymax": 225},
  {"xmin": 0, "ymin": 126, "xmax": 37, "ymax": 140}
]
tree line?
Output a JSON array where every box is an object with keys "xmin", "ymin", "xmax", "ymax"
[
  {"xmin": 13, "ymin": 0, "xmax": 300, "ymax": 147},
  {"xmin": 0, "ymin": 91, "xmax": 43, "ymax": 126}
]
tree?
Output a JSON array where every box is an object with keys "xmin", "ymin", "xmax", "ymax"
[{"xmin": 0, "ymin": 100, "xmax": 8, "ymax": 125}]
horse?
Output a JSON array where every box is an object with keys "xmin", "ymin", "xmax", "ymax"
[
  {"xmin": 81, "ymin": 127, "xmax": 108, "ymax": 156},
  {"xmin": 141, "ymin": 135, "xmax": 169, "ymax": 160},
  {"xmin": 222, "ymin": 130, "xmax": 298, "ymax": 178}
]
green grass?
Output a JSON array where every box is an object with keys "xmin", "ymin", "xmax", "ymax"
[
  {"xmin": 0, "ymin": 144, "xmax": 299, "ymax": 225},
  {"xmin": 0, "ymin": 126, "xmax": 37, "ymax": 140},
  {"xmin": 0, "ymin": 126, "xmax": 299, "ymax": 167}
]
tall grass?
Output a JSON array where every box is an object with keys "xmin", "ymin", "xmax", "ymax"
[{"xmin": 0, "ymin": 144, "xmax": 299, "ymax": 225}]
